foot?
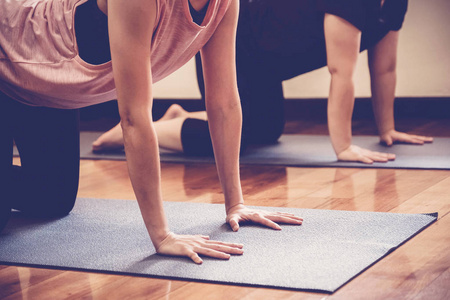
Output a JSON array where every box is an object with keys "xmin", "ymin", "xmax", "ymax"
[
  {"xmin": 158, "ymin": 104, "xmax": 188, "ymax": 122},
  {"xmin": 92, "ymin": 123, "xmax": 125, "ymax": 152},
  {"xmin": 92, "ymin": 104, "xmax": 189, "ymax": 152}
]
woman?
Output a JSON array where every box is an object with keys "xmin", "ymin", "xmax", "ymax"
[
  {"xmin": 94, "ymin": 0, "xmax": 433, "ymax": 163},
  {"xmin": 0, "ymin": 0, "xmax": 303, "ymax": 263}
]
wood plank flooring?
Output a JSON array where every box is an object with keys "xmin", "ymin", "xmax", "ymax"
[{"xmin": 1, "ymin": 117, "xmax": 449, "ymax": 299}]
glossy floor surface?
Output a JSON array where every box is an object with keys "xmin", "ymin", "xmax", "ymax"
[{"xmin": 1, "ymin": 117, "xmax": 449, "ymax": 299}]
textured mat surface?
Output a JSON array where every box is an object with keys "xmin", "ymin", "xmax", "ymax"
[
  {"xmin": 0, "ymin": 198, "xmax": 437, "ymax": 293},
  {"xmin": 64, "ymin": 132, "xmax": 450, "ymax": 169}
]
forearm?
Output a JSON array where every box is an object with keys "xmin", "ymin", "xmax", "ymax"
[
  {"xmin": 122, "ymin": 120, "xmax": 170, "ymax": 247},
  {"xmin": 206, "ymin": 96, "xmax": 244, "ymax": 211},
  {"xmin": 327, "ymin": 76, "xmax": 355, "ymax": 155}
]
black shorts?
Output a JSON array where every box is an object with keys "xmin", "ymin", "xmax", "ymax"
[
  {"xmin": 181, "ymin": 118, "xmax": 214, "ymax": 156},
  {"xmin": 243, "ymin": 0, "xmax": 408, "ymax": 57}
]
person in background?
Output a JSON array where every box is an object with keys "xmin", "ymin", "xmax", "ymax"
[{"xmin": 94, "ymin": 0, "xmax": 432, "ymax": 164}]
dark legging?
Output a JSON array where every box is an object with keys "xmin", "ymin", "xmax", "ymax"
[
  {"xmin": 181, "ymin": 0, "xmax": 407, "ymax": 156},
  {"xmin": 0, "ymin": 92, "xmax": 80, "ymax": 232}
]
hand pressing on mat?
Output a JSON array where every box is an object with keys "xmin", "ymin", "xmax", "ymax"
[
  {"xmin": 156, "ymin": 232, "xmax": 244, "ymax": 264},
  {"xmin": 379, "ymin": 130, "xmax": 433, "ymax": 146},
  {"xmin": 226, "ymin": 204, "xmax": 303, "ymax": 231},
  {"xmin": 337, "ymin": 145, "xmax": 396, "ymax": 164}
]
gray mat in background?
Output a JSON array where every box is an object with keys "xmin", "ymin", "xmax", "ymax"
[
  {"xmin": 0, "ymin": 198, "xmax": 437, "ymax": 293},
  {"xmin": 56, "ymin": 132, "xmax": 450, "ymax": 169}
]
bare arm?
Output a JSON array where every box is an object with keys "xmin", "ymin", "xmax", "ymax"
[
  {"xmin": 201, "ymin": 0, "xmax": 303, "ymax": 231},
  {"xmin": 108, "ymin": 0, "xmax": 168, "ymax": 247},
  {"xmin": 368, "ymin": 30, "xmax": 433, "ymax": 146},
  {"xmin": 107, "ymin": 0, "xmax": 243, "ymax": 264},
  {"xmin": 200, "ymin": 0, "xmax": 243, "ymax": 212}
]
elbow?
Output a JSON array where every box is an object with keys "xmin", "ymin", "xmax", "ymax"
[
  {"xmin": 120, "ymin": 113, "xmax": 136, "ymax": 130},
  {"xmin": 119, "ymin": 107, "xmax": 152, "ymax": 130},
  {"xmin": 207, "ymin": 90, "xmax": 241, "ymax": 113},
  {"xmin": 208, "ymin": 100, "xmax": 242, "ymax": 121}
]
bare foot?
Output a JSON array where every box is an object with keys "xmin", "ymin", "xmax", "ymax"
[
  {"xmin": 92, "ymin": 123, "xmax": 124, "ymax": 152},
  {"xmin": 158, "ymin": 104, "xmax": 188, "ymax": 122}
]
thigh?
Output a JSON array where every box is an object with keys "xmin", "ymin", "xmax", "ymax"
[
  {"xmin": 0, "ymin": 93, "xmax": 14, "ymax": 175},
  {"xmin": 324, "ymin": 13, "xmax": 361, "ymax": 76},
  {"xmin": 243, "ymin": 0, "xmax": 328, "ymax": 81},
  {"xmin": 236, "ymin": 54, "xmax": 285, "ymax": 145},
  {"xmin": 0, "ymin": 93, "xmax": 14, "ymax": 230},
  {"xmin": 8, "ymin": 97, "xmax": 80, "ymax": 216}
]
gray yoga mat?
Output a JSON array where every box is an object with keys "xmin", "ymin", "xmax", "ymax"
[
  {"xmin": 0, "ymin": 198, "xmax": 437, "ymax": 293},
  {"xmin": 70, "ymin": 131, "xmax": 450, "ymax": 169}
]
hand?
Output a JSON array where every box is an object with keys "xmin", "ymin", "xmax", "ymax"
[
  {"xmin": 380, "ymin": 129, "xmax": 433, "ymax": 146},
  {"xmin": 337, "ymin": 144, "xmax": 396, "ymax": 164},
  {"xmin": 226, "ymin": 204, "xmax": 303, "ymax": 232},
  {"xmin": 156, "ymin": 232, "xmax": 244, "ymax": 264}
]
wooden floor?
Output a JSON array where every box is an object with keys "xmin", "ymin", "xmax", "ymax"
[{"xmin": 1, "ymin": 117, "xmax": 450, "ymax": 299}]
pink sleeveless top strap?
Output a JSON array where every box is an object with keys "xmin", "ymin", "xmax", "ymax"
[{"xmin": 0, "ymin": 0, "xmax": 231, "ymax": 109}]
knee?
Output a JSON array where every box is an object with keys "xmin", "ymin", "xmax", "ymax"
[
  {"xmin": 31, "ymin": 190, "xmax": 77, "ymax": 218},
  {"xmin": 327, "ymin": 63, "xmax": 355, "ymax": 81},
  {"xmin": 16, "ymin": 177, "xmax": 79, "ymax": 218},
  {"xmin": 42, "ymin": 177, "xmax": 79, "ymax": 216},
  {"xmin": 49, "ymin": 190, "xmax": 77, "ymax": 216},
  {"xmin": 369, "ymin": 58, "xmax": 396, "ymax": 78},
  {"xmin": 0, "ymin": 200, "xmax": 11, "ymax": 233},
  {"xmin": 243, "ymin": 117, "xmax": 284, "ymax": 145}
]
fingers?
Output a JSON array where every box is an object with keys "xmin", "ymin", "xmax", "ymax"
[
  {"xmin": 203, "ymin": 242, "xmax": 244, "ymax": 255},
  {"xmin": 383, "ymin": 131, "xmax": 434, "ymax": 145},
  {"xmin": 422, "ymin": 136, "xmax": 434, "ymax": 143},
  {"xmin": 367, "ymin": 151, "xmax": 395, "ymax": 162},
  {"xmin": 227, "ymin": 216, "xmax": 240, "ymax": 232},
  {"xmin": 397, "ymin": 134, "xmax": 425, "ymax": 145},
  {"xmin": 381, "ymin": 135, "xmax": 393, "ymax": 146},
  {"xmin": 190, "ymin": 239, "xmax": 244, "ymax": 263},
  {"xmin": 205, "ymin": 240, "xmax": 244, "ymax": 249},
  {"xmin": 358, "ymin": 155, "xmax": 374, "ymax": 164},
  {"xmin": 402, "ymin": 134, "xmax": 433, "ymax": 144},
  {"xmin": 159, "ymin": 234, "xmax": 244, "ymax": 264},
  {"xmin": 249, "ymin": 213, "xmax": 282, "ymax": 230},
  {"xmin": 194, "ymin": 247, "xmax": 231, "ymax": 260},
  {"xmin": 357, "ymin": 148, "xmax": 395, "ymax": 164},
  {"xmin": 188, "ymin": 251, "xmax": 203, "ymax": 264},
  {"xmin": 265, "ymin": 212, "xmax": 303, "ymax": 225},
  {"xmin": 337, "ymin": 146, "xmax": 375, "ymax": 164}
]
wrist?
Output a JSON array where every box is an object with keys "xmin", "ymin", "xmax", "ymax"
[
  {"xmin": 154, "ymin": 231, "xmax": 173, "ymax": 252},
  {"xmin": 223, "ymin": 188, "xmax": 244, "ymax": 213},
  {"xmin": 329, "ymin": 130, "xmax": 352, "ymax": 156},
  {"xmin": 226, "ymin": 201, "xmax": 244, "ymax": 214},
  {"xmin": 147, "ymin": 226, "xmax": 171, "ymax": 248},
  {"xmin": 334, "ymin": 142, "xmax": 352, "ymax": 156},
  {"xmin": 379, "ymin": 127, "xmax": 395, "ymax": 137}
]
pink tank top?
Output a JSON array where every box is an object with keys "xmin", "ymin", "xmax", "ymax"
[{"xmin": 0, "ymin": 0, "xmax": 231, "ymax": 109}]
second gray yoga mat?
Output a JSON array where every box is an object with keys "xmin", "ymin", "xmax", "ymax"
[
  {"xmin": 0, "ymin": 198, "xmax": 437, "ymax": 293},
  {"xmin": 73, "ymin": 132, "xmax": 450, "ymax": 169}
]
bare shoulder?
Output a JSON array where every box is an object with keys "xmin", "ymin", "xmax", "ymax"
[
  {"xmin": 97, "ymin": 0, "xmax": 107, "ymax": 15},
  {"xmin": 105, "ymin": 0, "xmax": 157, "ymax": 42},
  {"xmin": 102, "ymin": 0, "xmax": 157, "ymax": 20}
]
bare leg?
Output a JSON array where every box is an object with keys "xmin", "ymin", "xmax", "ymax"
[
  {"xmin": 324, "ymin": 13, "xmax": 395, "ymax": 163},
  {"xmin": 324, "ymin": 14, "xmax": 361, "ymax": 155},
  {"xmin": 92, "ymin": 104, "xmax": 207, "ymax": 152},
  {"xmin": 158, "ymin": 103, "xmax": 188, "ymax": 121},
  {"xmin": 368, "ymin": 31, "xmax": 433, "ymax": 145}
]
